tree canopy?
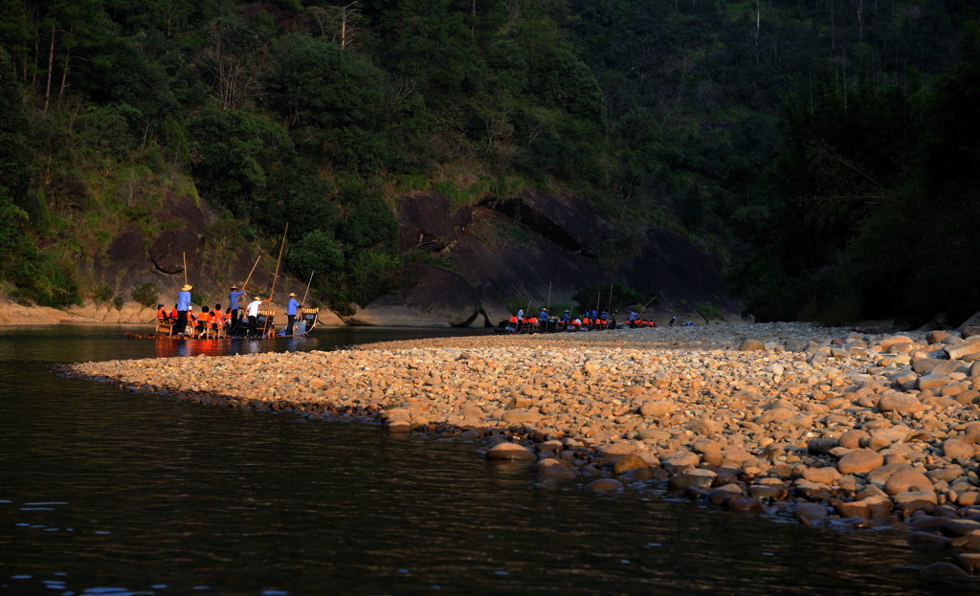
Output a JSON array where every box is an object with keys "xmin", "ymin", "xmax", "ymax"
[{"xmin": 0, "ymin": 1, "xmax": 976, "ymax": 323}]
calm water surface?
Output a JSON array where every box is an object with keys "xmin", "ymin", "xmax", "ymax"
[{"xmin": 0, "ymin": 326, "xmax": 955, "ymax": 594}]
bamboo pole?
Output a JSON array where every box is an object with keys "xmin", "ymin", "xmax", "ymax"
[
  {"xmin": 301, "ymin": 270, "xmax": 314, "ymax": 305},
  {"xmin": 242, "ymin": 255, "xmax": 261, "ymax": 290},
  {"xmin": 182, "ymin": 252, "xmax": 188, "ymax": 284},
  {"xmin": 269, "ymin": 223, "xmax": 288, "ymax": 302},
  {"xmin": 263, "ymin": 224, "xmax": 288, "ymax": 337}
]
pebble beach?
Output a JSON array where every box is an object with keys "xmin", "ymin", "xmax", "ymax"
[{"xmin": 68, "ymin": 322, "xmax": 980, "ymax": 577}]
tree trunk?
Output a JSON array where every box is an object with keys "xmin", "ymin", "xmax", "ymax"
[
  {"xmin": 830, "ymin": 0, "xmax": 836, "ymax": 51},
  {"xmin": 43, "ymin": 24, "xmax": 55, "ymax": 112},
  {"xmin": 57, "ymin": 49, "xmax": 70, "ymax": 107},
  {"xmin": 857, "ymin": 0, "xmax": 864, "ymax": 44}
]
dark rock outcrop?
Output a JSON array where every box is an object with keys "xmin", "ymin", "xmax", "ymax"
[{"xmin": 386, "ymin": 190, "xmax": 738, "ymax": 326}]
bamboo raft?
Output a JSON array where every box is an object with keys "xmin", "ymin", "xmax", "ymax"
[{"xmin": 127, "ymin": 308, "xmax": 320, "ymax": 340}]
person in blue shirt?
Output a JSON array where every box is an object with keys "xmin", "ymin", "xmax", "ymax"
[
  {"xmin": 228, "ymin": 283, "xmax": 246, "ymax": 332},
  {"xmin": 285, "ymin": 292, "xmax": 301, "ymax": 336},
  {"xmin": 538, "ymin": 308, "xmax": 549, "ymax": 333},
  {"xmin": 175, "ymin": 284, "xmax": 192, "ymax": 335},
  {"xmin": 628, "ymin": 311, "xmax": 638, "ymax": 328}
]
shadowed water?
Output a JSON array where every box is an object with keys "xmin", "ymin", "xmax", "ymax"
[{"xmin": 0, "ymin": 327, "xmax": 957, "ymax": 594}]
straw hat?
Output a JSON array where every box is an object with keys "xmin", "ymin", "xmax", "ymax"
[
  {"xmin": 231, "ymin": 284, "xmax": 239, "ymax": 289},
  {"xmin": 181, "ymin": 284, "xmax": 192, "ymax": 291},
  {"xmin": 289, "ymin": 292, "xmax": 296, "ymax": 297}
]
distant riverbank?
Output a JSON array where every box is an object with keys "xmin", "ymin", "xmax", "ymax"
[
  {"xmin": 69, "ymin": 322, "xmax": 980, "ymax": 576},
  {"xmin": 0, "ymin": 297, "xmax": 347, "ymax": 327}
]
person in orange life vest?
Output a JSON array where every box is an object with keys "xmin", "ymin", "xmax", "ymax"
[
  {"xmin": 210, "ymin": 304, "xmax": 225, "ymax": 332},
  {"xmin": 194, "ymin": 305, "xmax": 210, "ymax": 334},
  {"xmin": 156, "ymin": 304, "xmax": 171, "ymax": 322},
  {"xmin": 170, "ymin": 305, "xmax": 178, "ymax": 321}
]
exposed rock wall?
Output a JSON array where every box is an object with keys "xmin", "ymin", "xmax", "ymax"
[{"xmin": 384, "ymin": 190, "xmax": 737, "ymax": 327}]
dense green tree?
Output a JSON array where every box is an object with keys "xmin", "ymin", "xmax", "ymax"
[{"xmin": 187, "ymin": 108, "xmax": 295, "ymax": 220}]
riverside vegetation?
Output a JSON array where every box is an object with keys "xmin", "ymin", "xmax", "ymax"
[
  {"xmin": 1, "ymin": 2, "xmax": 978, "ymax": 326},
  {"xmin": 71, "ymin": 323, "xmax": 980, "ymax": 577}
]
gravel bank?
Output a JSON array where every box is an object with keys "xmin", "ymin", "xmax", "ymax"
[{"xmin": 68, "ymin": 322, "xmax": 980, "ymax": 576}]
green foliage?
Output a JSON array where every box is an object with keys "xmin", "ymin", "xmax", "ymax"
[
  {"xmin": 131, "ymin": 282, "xmax": 160, "ymax": 308},
  {"xmin": 695, "ymin": 302, "xmax": 723, "ymax": 324},
  {"xmin": 340, "ymin": 195, "xmax": 397, "ymax": 250},
  {"xmin": 348, "ymin": 249, "xmax": 403, "ymax": 306},
  {"xmin": 9, "ymin": 249, "xmax": 81, "ymax": 307},
  {"xmin": 739, "ymin": 18, "xmax": 980, "ymax": 325},
  {"xmin": 0, "ymin": 0, "xmax": 976, "ymax": 323},
  {"xmin": 187, "ymin": 108, "xmax": 295, "ymax": 219},
  {"xmin": 287, "ymin": 229, "xmax": 345, "ymax": 283},
  {"xmin": 572, "ymin": 283, "xmax": 647, "ymax": 314},
  {"xmin": 0, "ymin": 48, "xmax": 32, "ymax": 214},
  {"xmin": 92, "ymin": 282, "xmax": 114, "ymax": 304}
]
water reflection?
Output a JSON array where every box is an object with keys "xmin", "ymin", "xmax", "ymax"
[
  {"xmin": 0, "ymin": 326, "xmax": 954, "ymax": 595},
  {"xmin": 151, "ymin": 336, "xmax": 311, "ymax": 358}
]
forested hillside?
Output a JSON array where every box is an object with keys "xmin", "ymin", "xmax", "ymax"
[{"xmin": 0, "ymin": 1, "xmax": 977, "ymax": 325}]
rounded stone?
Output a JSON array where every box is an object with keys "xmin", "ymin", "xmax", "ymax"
[
  {"xmin": 802, "ymin": 466, "xmax": 841, "ymax": 485},
  {"xmin": 838, "ymin": 429, "xmax": 870, "ymax": 449},
  {"xmin": 883, "ymin": 469, "xmax": 933, "ymax": 496},
  {"xmin": 837, "ymin": 449, "xmax": 884, "ymax": 475},
  {"xmin": 876, "ymin": 392, "xmax": 924, "ymax": 414},
  {"xmin": 585, "ymin": 478, "xmax": 625, "ymax": 493},
  {"xmin": 613, "ymin": 454, "xmax": 649, "ymax": 475},
  {"xmin": 638, "ymin": 400, "xmax": 678, "ymax": 417},
  {"xmin": 663, "ymin": 450, "xmax": 701, "ymax": 468},
  {"xmin": 669, "ymin": 468, "xmax": 717, "ymax": 491},
  {"xmin": 487, "ymin": 441, "xmax": 535, "ymax": 461},
  {"xmin": 739, "ymin": 339, "xmax": 765, "ymax": 351},
  {"xmin": 833, "ymin": 500, "xmax": 870, "ymax": 519},
  {"xmin": 794, "ymin": 503, "xmax": 828, "ymax": 524},
  {"xmin": 943, "ymin": 438, "xmax": 975, "ymax": 459},
  {"xmin": 726, "ymin": 496, "xmax": 763, "ymax": 512},
  {"xmin": 386, "ymin": 420, "xmax": 413, "ymax": 433}
]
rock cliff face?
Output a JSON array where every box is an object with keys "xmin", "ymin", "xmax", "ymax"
[
  {"xmin": 354, "ymin": 190, "xmax": 739, "ymax": 327},
  {"xmin": 91, "ymin": 192, "xmax": 314, "ymax": 324},
  {"xmin": 41, "ymin": 188, "xmax": 736, "ymax": 329}
]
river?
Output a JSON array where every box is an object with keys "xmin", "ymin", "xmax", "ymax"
[{"xmin": 0, "ymin": 327, "xmax": 952, "ymax": 594}]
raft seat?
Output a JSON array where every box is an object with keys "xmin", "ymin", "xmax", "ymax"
[
  {"xmin": 200, "ymin": 323, "xmax": 224, "ymax": 340},
  {"xmin": 155, "ymin": 320, "xmax": 174, "ymax": 336},
  {"xmin": 258, "ymin": 310, "xmax": 277, "ymax": 337}
]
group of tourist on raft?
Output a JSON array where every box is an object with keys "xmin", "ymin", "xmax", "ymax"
[
  {"xmin": 156, "ymin": 283, "xmax": 304, "ymax": 338},
  {"xmin": 503, "ymin": 307, "xmax": 674, "ymax": 334}
]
